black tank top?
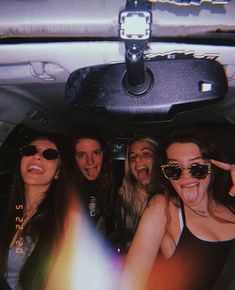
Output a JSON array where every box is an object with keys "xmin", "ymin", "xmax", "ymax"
[{"xmin": 149, "ymin": 204, "xmax": 234, "ymax": 290}]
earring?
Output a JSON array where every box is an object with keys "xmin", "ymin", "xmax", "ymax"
[{"xmin": 54, "ymin": 170, "xmax": 60, "ymax": 179}]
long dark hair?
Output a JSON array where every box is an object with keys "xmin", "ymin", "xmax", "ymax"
[
  {"xmin": 0, "ymin": 133, "xmax": 70, "ymax": 290},
  {"xmin": 160, "ymin": 126, "xmax": 233, "ymax": 209},
  {"xmin": 72, "ymin": 127, "xmax": 115, "ymax": 220}
]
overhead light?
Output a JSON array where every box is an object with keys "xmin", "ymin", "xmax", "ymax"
[{"xmin": 119, "ymin": 11, "xmax": 151, "ymax": 40}]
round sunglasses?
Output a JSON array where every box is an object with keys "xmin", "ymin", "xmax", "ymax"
[
  {"xmin": 20, "ymin": 145, "xmax": 59, "ymax": 160},
  {"xmin": 161, "ymin": 162, "xmax": 211, "ymax": 181}
]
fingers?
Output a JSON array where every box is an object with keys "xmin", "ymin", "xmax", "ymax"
[
  {"xmin": 230, "ymin": 170, "xmax": 235, "ymax": 194},
  {"xmin": 210, "ymin": 159, "xmax": 235, "ymax": 197},
  {"xmin": 229, "ymin": 185, "xmax": 235, "ymax": 197},
  {"xmin": 210, "ymin": 159, "xmax": 234, "ymax": 171}
]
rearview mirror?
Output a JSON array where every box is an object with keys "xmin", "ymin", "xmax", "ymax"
[{"xmin": 65, "ymin": 58, "xmax": 228, "ymax": 121}]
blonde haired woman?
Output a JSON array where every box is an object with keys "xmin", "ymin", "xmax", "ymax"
[{"xmin": 115, "ymin": 135, "xmax": 162, "ymax": 253}]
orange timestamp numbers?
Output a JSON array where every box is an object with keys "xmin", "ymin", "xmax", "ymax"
[{"xmin": 15, "ymin": 204, "xmax": 24, "ymax": 253}]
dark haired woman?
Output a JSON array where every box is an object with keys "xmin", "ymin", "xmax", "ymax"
[
  {"xmin": 72, "ymin": 127, "xmax": 116, "ymax": 240},
  {"xmin": 122, "ymin": 127, "xmax": 235, "ymax": 290},
  {"xmin": 0, "ymin": 134, "xmax": 69, "ymax": 290}
]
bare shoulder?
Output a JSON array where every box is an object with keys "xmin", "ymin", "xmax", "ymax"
[
  {"xmin": 148, "ymin": 193, "xmax": 168, "ymax": 208},
  {"xmin": 214, "ymin": 202, "xmax": 235, "ymax": 222},
  {"xmin": 140, "ymin": 194, "xmax": 170, "ymax": 225},
  {"xmin": 147, "ymin": 194, "xmax": 179, "ymax": 214}
]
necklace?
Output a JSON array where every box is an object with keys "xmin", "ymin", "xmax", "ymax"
[{"xmin": 185, "ymin": 204, "xmax": 210, "ymax": 218}]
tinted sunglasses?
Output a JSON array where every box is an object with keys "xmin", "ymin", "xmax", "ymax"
[
  {"xmin": 161, "ymin": 162, "xmax": 211, "ymax": 181},
  {"xmin": 20, "ymin": 145, "xmax": 59, "ymax": 160}
]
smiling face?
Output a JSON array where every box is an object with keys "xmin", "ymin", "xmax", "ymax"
[
  {"xmin": 166, "ymin": 142, "xmax": 211, "ymax": 207},
  {"xmin": 128, "ymin": 139, "xmax": 155, "ymax": 186},
  {"xmin": 75, "ymin": 138, "xmax": 104, "ymax": 181},
  {"xmin": 20, "ymin": 139, "xmax": 61, "ymax": 193}
]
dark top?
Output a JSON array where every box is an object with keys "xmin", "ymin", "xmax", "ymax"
[
  {"xmin": 80, "ymin": 182, "xmax": 102, "ymax": 225},
  {"xmin": 149, "ymin": 203, "xmax": 235, "ymax": 290}
]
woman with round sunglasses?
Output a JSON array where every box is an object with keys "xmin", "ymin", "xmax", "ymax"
[
  {"xmin": 0, "ymin": 133, "xmax": 70, "ymax": 290},
  {"xmin": 115, "ymin": 135, "xmax": 161, "ymax": 253},
  {"xmin": 121, "ymin": 127, "xmax": 235, "ymax": 290}
]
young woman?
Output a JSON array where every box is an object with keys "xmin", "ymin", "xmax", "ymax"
[
  {"xmin": 72, "ymin": 127, "xmax": 116, "ymax": 238},
  {"xmin": 0, "ymin": 134, "xmax": 69, "ymax": 290},
  {"xmin": 122, "ymin": 127, "xmax": 235, "ymax": 290},
  {"xmin": 116, "ymin": 135, "xmax": 161, "ymax": 253}
]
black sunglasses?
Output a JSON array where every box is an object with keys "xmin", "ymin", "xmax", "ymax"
[
  {"xmin": 161, "ymin": 162, "xmax": 211, "ymax": 181},
  {"xmin": 20, "ymin": 145, "xmax": 59, "ymax": 160}
]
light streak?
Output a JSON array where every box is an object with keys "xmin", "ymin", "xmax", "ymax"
[{"xmin": 45, "ymin": 195, "xmax": 122, "ymax": 290}]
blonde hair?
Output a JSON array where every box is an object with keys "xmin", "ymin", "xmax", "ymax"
[{"xmin": 119, "ymin": 135, "xmax": 159, "ymax": 217}]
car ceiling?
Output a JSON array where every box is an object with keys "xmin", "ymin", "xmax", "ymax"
[{"xmin": 0, "ymin": 0, "xmax": 235, "ymax": 149}]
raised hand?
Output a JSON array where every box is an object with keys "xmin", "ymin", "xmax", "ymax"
[{"xmin": 210, "ymin": 159, "xmax": 235, "ymax": 196}]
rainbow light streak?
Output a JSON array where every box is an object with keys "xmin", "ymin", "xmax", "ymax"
[{"xmin": 45, "ymin": 196, "xmax": 122, "ymax": 290}]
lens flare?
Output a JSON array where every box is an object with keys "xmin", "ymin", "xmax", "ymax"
[{"xmin": 45, "ymin": 195, "xmax": 122, "ymax": 290}]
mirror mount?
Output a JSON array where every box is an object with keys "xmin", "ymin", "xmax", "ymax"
[{"xmin": 119, "ymin": 0, "xmax": 153, "ymax": 96}]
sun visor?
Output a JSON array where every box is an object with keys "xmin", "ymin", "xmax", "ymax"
[{"xmin": 65, "ymin": 58, "xmax": 228, "ymax": 121}]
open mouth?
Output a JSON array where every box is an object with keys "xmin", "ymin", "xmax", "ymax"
[
  {"xmin": 28, "ymin": 164, "xmax": 44, "ymax": 174},
  {"xmin": 180, "ymin": 182, "xmax": 200, "ymax": 203},
  {"xmin": 85, "ymin": 167, "xmax": 99, "ymax": 179},
  {"xmin": 181, "ymin": 182, "xmax": 199, "ymax": 189},
  {"xmin": 136, "ymin": 166, "xmax": 150, "ymax": 184}
]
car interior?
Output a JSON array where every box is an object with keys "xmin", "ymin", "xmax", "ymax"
[
  {"xmin": 0, "ymin": 0, "xmax": 235, "ymax": 191},
  {"xmin": 0, "ymin": 0, "xmax": 235, "ymax": 213},
  {"xmin": 1, "ymin": 1, "xmax": 235, "ymax": 289}
]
